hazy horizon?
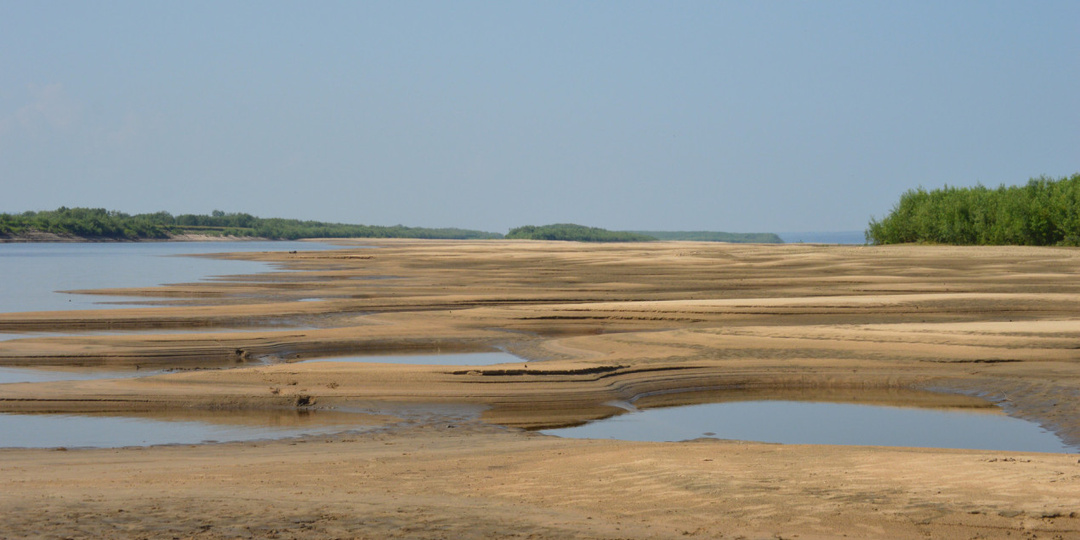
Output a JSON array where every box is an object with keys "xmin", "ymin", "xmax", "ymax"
[
  {"xmin": 4, "ymin": 206, "xmax": 867, "ymax": 237},
  {"xmin": 2, "ymin": 2, "xmax": 1077, "ymax": 233}
]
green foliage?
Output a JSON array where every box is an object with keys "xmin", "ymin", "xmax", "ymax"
[
  {"xmin": 505, "ymin": 224, "xmax": 656, "ymax": 242},
  {"xmin": 0, "ymin": 207, "xmax": 171, "ymax": 239},
  {"xmin": 0, "ymin": 208, "xmax": 503, "ymax": 241},
  {"xmin": 627, "ymin": 230, "xmax": 783, "ymax": 243},
  {"xmin": 866, "ymin": 173, "xmax": 1080, "ymax": 245}
]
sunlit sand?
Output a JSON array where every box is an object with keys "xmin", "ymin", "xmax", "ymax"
[{"xmin": 1, "ymin": 240, "xmax": 1079, "ymax": 539}]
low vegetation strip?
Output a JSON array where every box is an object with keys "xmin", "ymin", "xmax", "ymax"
[
  {"xmin": 506, "ymin": 225, "xmax": 784, "ymax": 243},
  {"xmin": 867, "ymin": 173, "xmax": 1080, "ymax": 245},
  {"xmin": 0, "ymin": 208, "xmax": 503, "ymax": 241},
  {"xmin": 506, "ymin": 224, "xmax": 656, "ymax": 242},
  {"xmin": 628, "ymin": 230, "xmax": 783, "ymax": 243},
  {"xmin": 2, "ymin": 209, "xmax": 784, "ymax": 245}
]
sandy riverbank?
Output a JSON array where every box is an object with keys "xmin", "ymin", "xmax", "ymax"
[{"xmin": 1, "ymin": 240, "xmax": 1079, "ymax": 538}]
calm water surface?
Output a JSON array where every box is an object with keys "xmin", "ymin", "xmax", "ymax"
[
  {"xmin": 0, "ymin": 411, "xmax": 375, "ymax": 448},
  {"xmin": 0, "ymin": 241, "xmax": 343, "ymax": 313},
  {"xmin": 778, "ymin": 231, "xmax": 866, "ymax": 244},
  {"xmin": 0, "ymin": 366, "xmax": 167, "ymax": 384},
  {"xmin": 543, "ymin": 400, "xmax": 1076, "ymax": 453}
]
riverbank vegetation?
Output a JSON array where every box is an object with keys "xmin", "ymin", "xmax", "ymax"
[
  {"xmin": 628, "ymin": 230, "xmax": 783, "ymax": 243},
  {"xmin": 0, "ymin": 208, "xmax": 502, "ymax": 241},
  {"xmin": 505, "ymin": 224, "xmax": 656, "ymax": 242},
  {"xmin": 867, "ymin": 173, "xmax": 1080, "ymax": 245},
  {"xmin": 1, "ymin": 209, "xmax": 787, "ymax": 244}
]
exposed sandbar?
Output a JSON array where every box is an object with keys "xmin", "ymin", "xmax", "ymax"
[{"xmin": 1, "ymin": 240, "xmax": 1079, "ymax": 538}]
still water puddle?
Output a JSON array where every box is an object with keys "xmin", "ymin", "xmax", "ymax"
[
  {"xmin": 542, "ymin": 400, "xmax": 1075, "ymax": 453},
  {"xmin": 0, "ymin": 409, "xmax": 385, "ymax": 449},
  {"xmin": 298, "ymin": 351, "xmax": 523, "ymax": 366},
  {"xmin": 0, "ymin": 321, "xmax": 327, "ymax": 343},
  {"xmin": 0, "ymin": 332, "xmax": 54, "ymax": 342},
  {"xmin": 0, "ymin": 366, "xmax": 166, "ymax": 384}
]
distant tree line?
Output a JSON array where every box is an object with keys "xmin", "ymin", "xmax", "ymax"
[
  {"xmin": 0, "ymin": 208, "xmax": 172, "ymax": 240},
  {"xmin": 0, "ymin": 208, "xmax": 502, "ymax": 241},
  {"xmin": 628, "ymin": 230, "xmax": 783, "ymax": 243},
  {"xmin": 866, "ymin": 173, "xmax": 1080, "ymax": 245},
  {"xmin": 1, "ymin": 209, "xmax": 789, "ymax": 245},
  {"xmin": 506, "ymin": 224, "xmax": 656, "ymax": 242}
]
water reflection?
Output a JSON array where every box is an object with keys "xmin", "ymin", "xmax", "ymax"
[
  {"xmin": 298, "ymin": 351, "xmax": 523, "ymax": 366},
  {"xmin": 0, "ymin": 241, "xmax": 346, "ymax": 313},
  {"xmin": 0, "ymin": 366, "xmax": 166, "ymax": 384},
  {"xmin": 0, "ymin": 409, "xmax": 388, "ymax": 449},
  {"xmin": 543, "ymin": 398, "xmax": 1075, "ymax": 453}
]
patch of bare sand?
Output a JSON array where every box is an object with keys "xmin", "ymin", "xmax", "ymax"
[
  {"xmin": 2, "ymin": 241, "xmax": 1080, "ymax": 538},
  {"xmin": 0, "ymin": 425, "xmax": 1077, "ymax": 539}
]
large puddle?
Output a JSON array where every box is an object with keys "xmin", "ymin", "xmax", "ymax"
[{"xmin": 542, "ymin": 399, "xmax": 1076, "ymax": 453}]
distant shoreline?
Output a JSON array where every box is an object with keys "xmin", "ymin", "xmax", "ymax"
[
  {"xmin": 776, "ymin": 231, "xmax": 866, "ymax": 245},
  {"xmin": 0, "ymin": 231, "xmax": 273, "ymax": 243}
]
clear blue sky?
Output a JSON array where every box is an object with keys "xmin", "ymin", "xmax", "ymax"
[{"xmin": 2, "ymin": 1, "xmax": 1077, "ymax": 233}]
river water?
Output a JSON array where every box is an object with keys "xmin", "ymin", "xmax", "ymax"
[{"xmin": 0, "ymin": 241, "xmax": 343, "ymax": 313}]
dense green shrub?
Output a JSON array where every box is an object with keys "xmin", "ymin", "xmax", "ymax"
[
  {"xmin": 0, "ymin": 207, "xmax": 171, "ymax": 239},
  {"xmin": 867, "ymin": 173, "xmax": 1080, "ymax": 245},
  {"xmin": 506, "ymin": 224, "xmax": 656, "ymax": 242}
]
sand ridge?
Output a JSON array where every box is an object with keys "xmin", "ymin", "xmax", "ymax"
[{"xmin": 1, "ymin": 240, "xmax": 1079, "ymax": 538}]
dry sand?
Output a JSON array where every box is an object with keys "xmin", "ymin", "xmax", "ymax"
[{"xmin": 1, "ymin": 240, "xmax": 1079, "ymax": 539}]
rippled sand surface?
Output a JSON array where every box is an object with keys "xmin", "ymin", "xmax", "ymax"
[{"xmin": 1, "ymin": 240, "xmax": 1079, "ymax": 539}]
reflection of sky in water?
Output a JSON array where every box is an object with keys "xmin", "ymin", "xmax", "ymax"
[
  {"xmin": 0, "ymin": 412, "xmax": 374, "ymax": 448},
  {"xmin": 0, "ymin": 332, "xmax": 54, "ymax": 342},
  {"xmin": 0, "ymin": 241, "xmax": 346, "ymax": 313},
  {"xmin": 0, "ymin": 326, "xmax": 316, "ymax": 343},
  {"xmin": 299, "ymin": 352, "xmax": 523, "ymax": 366},
  {"xmin": 0, "ymin": 366, "xmax": 166, "ymax": 384},
  {"xmin": 543, "ymin": 400, "xmax": 1075, "ymax": 453}
]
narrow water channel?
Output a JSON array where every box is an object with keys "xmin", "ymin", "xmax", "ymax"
[
  {"xmin": 0, "ymin": 366, "xmax": 164, "ymax": 384},
  {"xmin": 298, "ymin": 351, "xmax": 523, "ymax": 366},
  {"xmin": 0, "ymin": 410, "xmax": 380, "ymax": 449}
]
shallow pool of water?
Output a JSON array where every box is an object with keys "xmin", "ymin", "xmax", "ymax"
[
  {"xmin": 542, "ymin": 400, "xmax": 1076, "ymax": 453},
  {"xmin": 0, "ymin": 410, "xmax": 378, "ymax": 449},
  {"xmin": 298, "ymin": 351, "xmax": 524, "ymax": 366},
  {"xmin": 0, "ymin": 325, "xmax": 323, "ymax": 344},
  {"xmin": 0, "ymin": 366, "xmax": 167, "ymax": 384},
  {"xmin": 0, "ymin": 332, "xmax": 54, "ymax": 342}
]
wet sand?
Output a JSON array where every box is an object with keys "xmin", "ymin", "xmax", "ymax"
[{"xmin": 1, "ymin": 240, "xmax": 1079, "ymax": 538}]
